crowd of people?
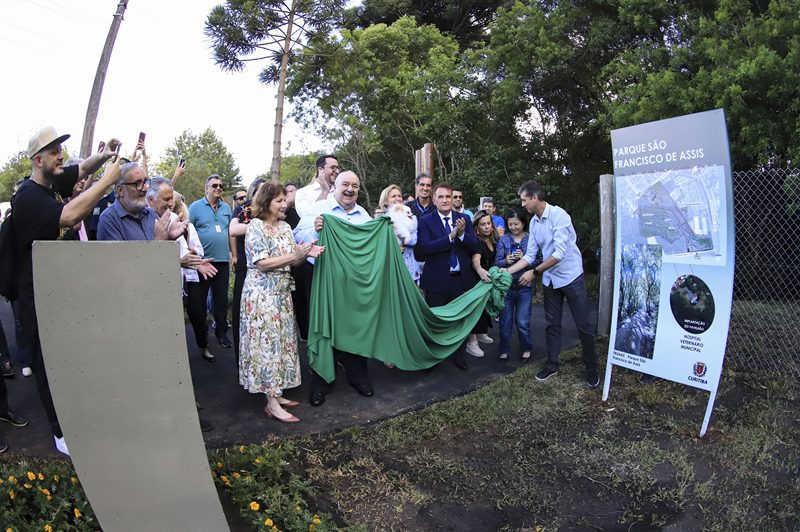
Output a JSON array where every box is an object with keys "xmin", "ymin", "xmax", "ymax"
[{"xmin": 0, "ymin": 126, "xmax": 599, "ymax": 453}]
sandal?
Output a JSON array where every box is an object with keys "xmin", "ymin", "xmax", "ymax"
[{"xmin": 0, "ymin": 358, "xmax": 13, "ymax": 378}]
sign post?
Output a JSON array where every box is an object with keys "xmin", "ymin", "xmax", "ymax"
[{"xmin": 603, "ymin": 109, "xmax": 735, "ymax": 437}]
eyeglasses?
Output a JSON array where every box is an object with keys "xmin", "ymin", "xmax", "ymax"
[
  {"xmin": 209, "ymin": 183, "xmax": 224, "ymax": 190},
  {"xmin": 326, "ymin": 165, "xmax": 340, "ymax": 171},
  {"xmin": 234, "ymin": 195, "xmax": 247, "ymax": 201},
  {"xmin": 122, "ymin": 178, "xmax": 150, "ymax": 191}
]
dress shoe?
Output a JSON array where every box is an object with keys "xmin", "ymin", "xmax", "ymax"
[
  {"xmin": 0, "ymin": 410, "xmax": 28, "ymax": 427},
  {"xmin": 265, "ymin": 408, "xmax": 300, "ymax": 423},
  {"xmin": 201, "ymin": 348, "xmax": 216, "ymax": 363},
  {"xmin": 216, "ymin": 335, "xmax": 232, "ymax": 348},
  {"xmin": 277, "ymin": 398, "xmax": 300, "ymax": 407},
  {"xmin": 309, "ymin": 391, "xmax": 327, "ymax": 407},
  {"xmin": 452, "ymin": 356, "xmax": 468, "ymax": 371},
  {"xmin": 350, "ymin": 382, "xmax": 374, "ymax": 397},
  {"xmin": 520, "ymin": 351, "xmax": 531, "ymax": 364},
  {"xmin": 1, "ymin": 358, "xmax": 14, "ymax": 378}
]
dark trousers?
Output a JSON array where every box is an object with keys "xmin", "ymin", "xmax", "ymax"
[
  {"xmin": 309, "ymin": 348, "xmax": 369, "ymax": 394},
  {"xmin": 542, "ymin": 274, "xmax": 597, "ymax": 373},
  {"xmin": 231, "ymin": 266, "xmax": 246, "ymax": 361},
  {"xmin": 186, "ymin": 262, "xmax": 230, "ymax": 348},
  {"xmin": 425, "ymin": 273, "xmax": 468, "ymax": 363},
  {"xmin": 17, "ymin": 301, "xmax": 62, "ymax": 437},
  {"xmin": 291, "ymin": 261, "xmax": 313, "ymax": 340},
  {"xmin": 305, "ymin": 264, "xmax": 369, "ymax": 392},
  {"xmin": 11, "ymin": 301, "xmax": 31, "ymax": 367}
]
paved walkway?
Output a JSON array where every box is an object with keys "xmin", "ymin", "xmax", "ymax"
[{"xmin": 0, "ymin": 298, "xmax": 597, "ymax": 459}]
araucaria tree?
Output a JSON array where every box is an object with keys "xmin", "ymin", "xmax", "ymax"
[{"xmin": 205, "ymin": 0, "xmax": 344, "ymax": 182}]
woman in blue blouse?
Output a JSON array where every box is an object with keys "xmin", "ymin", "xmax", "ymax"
[{"xmin": 495, "ymin": 208, "xmax": 539, "ymax": 362}]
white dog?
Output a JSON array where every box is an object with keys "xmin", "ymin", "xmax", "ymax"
[{"xmin": 384, "ymin": 203, "xmax": 417, "ymax": 246}]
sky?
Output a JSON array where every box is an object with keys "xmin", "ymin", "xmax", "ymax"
[{"xmin": 0, "ymin": 0, "xmax": 329, "ymax": 184}]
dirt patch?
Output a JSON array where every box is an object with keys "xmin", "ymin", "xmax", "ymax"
[{"xmin": 281, "ymin": 343, "xmax": 800, "ymax": 531}]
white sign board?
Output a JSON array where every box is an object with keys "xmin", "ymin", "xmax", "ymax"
[{"xmin": 604, "ymin": 109, "xmax": 735, "ymax": 436}]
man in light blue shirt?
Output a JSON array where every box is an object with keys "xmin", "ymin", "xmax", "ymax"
[
  {"xmin": 188, "ymin": 175, "xmax": 233, "ymax": 351},
  {"xmin": 294, "ymin": 171, "xmax": 374, "ymax": 407},
  {"xmin": 505, "ymin": 181, "xmax": 599, "ymax": 388}
]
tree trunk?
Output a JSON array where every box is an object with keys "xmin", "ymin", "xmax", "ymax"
[
  {"xmin": 270, "ymin": 0, "xmax": 296, "ymax": 183},
  {"xmin": 80, "ymin": 0, "xmax": 129, "ymax": 158}
]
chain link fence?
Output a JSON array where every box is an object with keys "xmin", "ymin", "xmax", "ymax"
[{"xmin": 727, "ymin": 168, "xmax": 800, "ymax": 377}]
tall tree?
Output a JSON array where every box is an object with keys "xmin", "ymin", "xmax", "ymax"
[
  {"xmin": 0, "ymin": 151, "xmax": 32, "ymax": 203},
  {"xmin": 155, "ymin": 128, "xmax": 241, "ymax": 204},
  {"xmin": 343, "ymin": 0, "xmax": 513, "ymax": 50},
  {"xmin": 205, "ymin": 0, "xmax": 344, "ymax": 182}
]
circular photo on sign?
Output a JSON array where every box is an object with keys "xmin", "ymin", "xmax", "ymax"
[{"xmin": 670, "ymin": 274, "xmax": 715, "ymax": 333}]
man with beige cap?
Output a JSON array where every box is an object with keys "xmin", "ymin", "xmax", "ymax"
[{"xmin": 11, "ymin": 126, "xmax": 122, "ymax": 455}]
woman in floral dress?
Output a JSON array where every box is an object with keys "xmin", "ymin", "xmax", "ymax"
[{"xmin": 239, "ymin": 182, "xmax": 323, "ymax": 423}]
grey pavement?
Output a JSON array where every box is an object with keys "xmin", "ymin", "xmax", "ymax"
[{"xmin": 0, "ymin": 297, "xmax": 597, "ymax": 459}]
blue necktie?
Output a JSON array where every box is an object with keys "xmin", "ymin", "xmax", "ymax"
[{"xmin": 443, "ymin": 216, "xmax": 459, "ymax": 271}]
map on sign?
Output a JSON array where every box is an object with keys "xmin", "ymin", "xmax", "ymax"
[{"xmin": 617, "ymin": 165, "xmax": 725, "ymax": 264}]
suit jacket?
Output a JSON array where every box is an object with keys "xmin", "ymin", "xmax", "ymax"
[{"xmin": 415, "ymin": 210, "xmax": 479, "ymax": 292}]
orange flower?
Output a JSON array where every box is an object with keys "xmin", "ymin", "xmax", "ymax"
[
  {"xmin": 74, "ymin": 507, "xmax": 82, "ymax": 519},
  {"xmin": 249, "ymin": 501, "xmax": 260, "ymax": 511}
]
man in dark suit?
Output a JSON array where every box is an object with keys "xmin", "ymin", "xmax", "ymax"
[{"xmin": 415, "ymin": 182, "xmax": 480, "ymax": 370}]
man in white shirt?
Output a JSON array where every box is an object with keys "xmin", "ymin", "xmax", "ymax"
[
  {"xmin": 294, "ymin": 155, "xmax": 340, "ymax": 218},
  {"xmin": 294, "ymin": 171, "xmax": 375, "ymax": 407},
  {"xmin": 505, "ymin": 181, "xmax": 599, "ymax": 388}
]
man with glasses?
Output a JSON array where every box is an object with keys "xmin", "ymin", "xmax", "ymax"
[
  {"xmin": 188, "ymin": 175, "xmax": 234, "ymax": 351},
  {"xmin": 294, "ymin": 171, "xmax": 375, "ymax": 407},
  {"xmin": 97, "ymin": 163, "xmax": 163, "ymax": 240},
  {"xmin": 294, "ymin": 155, "xmax": 340, "ymax": 218},
  {"xmin": 232, "ymin": 189, "xmax": 247, "ymax": 206},
  {"xmin": 451, "ymin": 188, "xmax": 473, "ymax": 219}
]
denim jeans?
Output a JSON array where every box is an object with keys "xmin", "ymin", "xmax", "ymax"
[
  {"xmin": 542, "ymin": 274, "xmax": 597, "ymax": 372},
  {"xmin": 499, "ymin": 283, "xmax": 533, "ymax": 354}
]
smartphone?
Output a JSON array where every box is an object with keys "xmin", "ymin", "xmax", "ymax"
[
  {"xmin": 178, "ymin": 157, "xmax": 186, "ymax": 167},
  {"xmin": 97, "ymin": 141, "xmax": 105, "ymax": 152},
  {"xmin": 111, "ymin": 143, "xmax": 122, "ymax": 162},
  {"xmin": 510, "ymin": 242, "xmax": 521, "ymax": 253},
  {"xmin": 138, "ymin": 131, "xmax": 146, "ymax": 145}
]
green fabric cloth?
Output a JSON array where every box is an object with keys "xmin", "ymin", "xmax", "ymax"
[{"xmin": 307, "ymin": 215, "xmax": 512, "ymax": 382}]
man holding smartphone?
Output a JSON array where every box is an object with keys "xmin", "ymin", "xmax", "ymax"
[{"xmin": 15, "ymin": 126, "xmax": 123, "ymax": 454}]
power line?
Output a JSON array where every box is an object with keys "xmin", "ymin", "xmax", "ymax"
[
  {"xmin": 20, "ymin": 0, "xmax": 90, "ymax": 25},
  {"xmin": 0, "ymin": 18, "xmax": 57, "ymax": 42},
  {"xmin": 37, "ymin": 0, "xmax": 105, "ymax": 24}
]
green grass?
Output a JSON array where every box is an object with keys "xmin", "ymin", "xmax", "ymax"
[{"xmin": 2, "ymin": 342, "xmax": 798, "ymax": 530}]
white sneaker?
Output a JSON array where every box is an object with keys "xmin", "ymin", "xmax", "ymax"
[
  {"xmin": 465, "ymin": 341, "xmax": 484, "ymax": 357},
  {"xmin": 54, "ymin": 436, "xmax": 70, "ymax": 456},
  {"xmin": 477, "ymin": 334, "xmax": 493, "ymax": 344},
  {"xmin": 21, "ymin": 367, "xmax": 32, "ymax": 377}
]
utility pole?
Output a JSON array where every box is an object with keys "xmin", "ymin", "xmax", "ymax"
[{"xmin": 80, "ymin": 0, "xmax": 129, "ymax": 158}]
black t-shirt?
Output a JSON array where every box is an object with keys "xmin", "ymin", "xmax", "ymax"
[
  {"xmin": 232, "ymin": 204, "xmax": 247, "ymax": 272},
  {"xmin": 13, "ymin": 166, "xmax": 79, "ymax": 303}
]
